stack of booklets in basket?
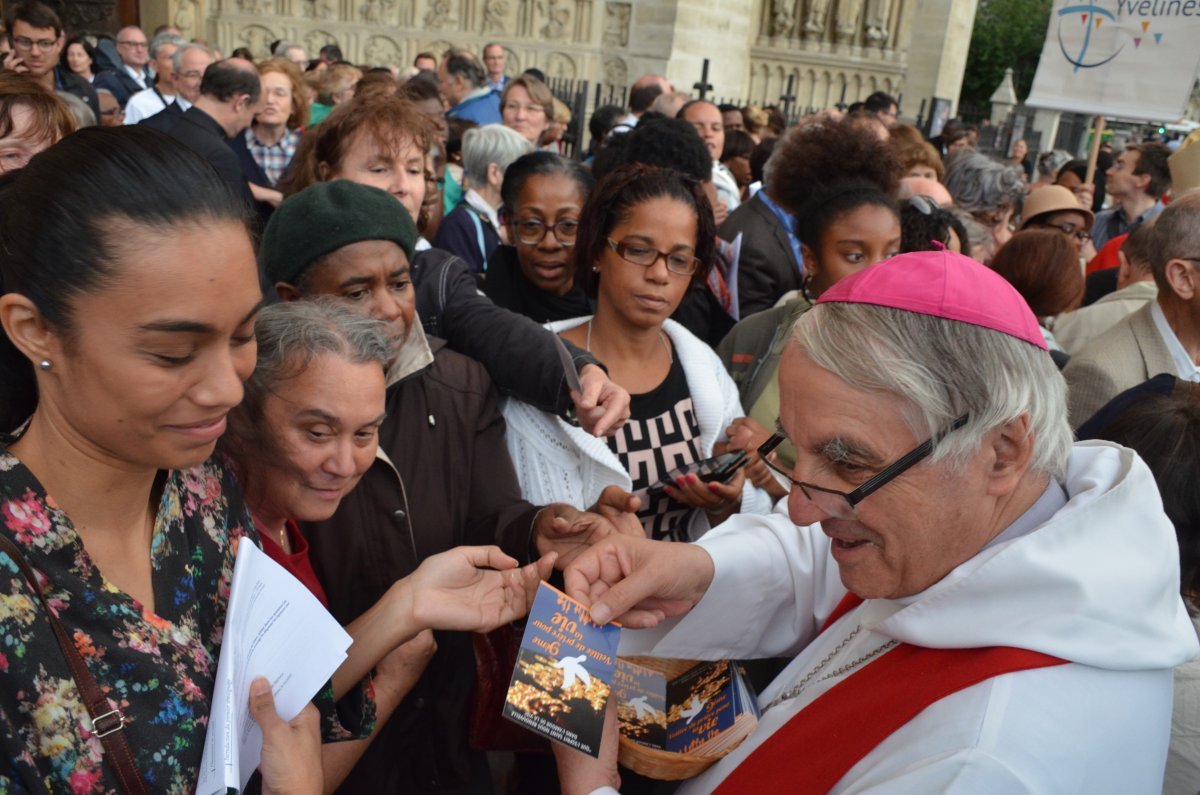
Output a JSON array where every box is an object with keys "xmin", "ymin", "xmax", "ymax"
[{"xmin": 612, "ymin": 657, "xmax": 760, "ymax": 757}]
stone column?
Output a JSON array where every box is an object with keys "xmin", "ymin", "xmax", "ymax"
[{"xmin": 900, "ymin": 0, "xmax": 978, "ymax": 116}]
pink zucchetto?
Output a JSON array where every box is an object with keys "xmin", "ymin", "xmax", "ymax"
[{"xmin": 815, "ymin": 248, "xmax": 1049, "ymax": 351}]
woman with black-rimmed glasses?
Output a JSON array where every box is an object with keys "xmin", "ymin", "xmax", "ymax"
[
  {"xmin": 501, "ymin": 163, "xmax": 772, "ymax": 542},
  {"xmin": 483, "ymin": 151, "xmax": 595, "ymax": 322}
]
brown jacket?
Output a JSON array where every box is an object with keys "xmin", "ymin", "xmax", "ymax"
[{"xmin": 304, "ymin": 336, "xmax": 538, "ymax": 794}]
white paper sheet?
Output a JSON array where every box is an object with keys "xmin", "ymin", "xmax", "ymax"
[{"xmin": 197, "ymin": 539, "xmax": 352, "ymax": 794}]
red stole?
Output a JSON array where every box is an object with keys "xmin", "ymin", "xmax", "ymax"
[{"xmin": 712, "ymin": 594, "xmax": 1067, "ymax": 794}]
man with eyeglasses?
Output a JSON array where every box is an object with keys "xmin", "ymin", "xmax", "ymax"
[
  {"xmin": 121, "ymin": 33, "xmax": 184, "ymax": 125},
  {"xmin": 2, "ymin": 1, "xmax": 100, "ymax": 120},
  {"xmin": 1066, "ymin": 193, "xmax": 1200, "ymax": 426},
  {"xmin": 93, "ymin": 25, "xmax": 150, "ymax": 106},
  {"xmin": 140, "ymin": 43, "xmax": 213, "ymax": 132},
  {"xmin": 553, "ymin": 249, "xmax": 1197, "ymax": 794}
]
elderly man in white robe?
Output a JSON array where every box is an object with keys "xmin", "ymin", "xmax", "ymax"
[{"xmin": 554, "ymin": 248, "xmax": 1200, "ymax": 794}]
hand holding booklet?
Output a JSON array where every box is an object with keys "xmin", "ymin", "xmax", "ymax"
[
  {"xmin": 503, "ymin": 582, "xmax": 622, "ymax": 757},
  {"xmin": 197, "ymin": 539, "xmax": 353, "ymax": 795}
]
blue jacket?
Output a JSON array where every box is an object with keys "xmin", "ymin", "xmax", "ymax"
[{"xmin": 446, "ymin": 89, "xmax": 501, "ymax": 125}]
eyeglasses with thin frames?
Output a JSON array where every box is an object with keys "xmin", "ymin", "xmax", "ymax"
[
  {"xmin": 757, "ymin": 414, "xmax": 970, "ymax": 519},
  {"xmin": 607, "ymin": 238, "xmax": 700, "ymax": 276},
  {"xmin": 515, "ymin": 218, "xmax": 578, "ymax": 246},
  {"xmin": 1038, "ymin": 221, "xmax": 1091, "ymax": 242},
  {"xmin": 13, "ymin": 36, "xmax": 58, "ymax": 52}
]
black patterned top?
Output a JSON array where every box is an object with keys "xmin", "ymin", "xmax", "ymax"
[{"xmin": 606, "ymin": 356, "xmax": 703, "ymax": 541}]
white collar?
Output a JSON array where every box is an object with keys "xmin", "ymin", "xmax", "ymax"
[
  {"xmin": 464, "ymin": 188, "xmax": 500, "ymax": 230},
  {"xmin": 123, "ymin": 63, "xmax": 148, "ymax": 85},
  {"xmin": 1150, "ymin": 301, "xmax": 1200, "ymax": 382}
]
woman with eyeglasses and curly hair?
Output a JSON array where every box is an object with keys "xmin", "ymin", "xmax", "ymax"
[
  {"xmin": 502, "ymin": 163, "xmax": 772, "ymax": 543},
  {"xmin": 482, "ymin": 150, "xmax": 595, "ymax": 322}
]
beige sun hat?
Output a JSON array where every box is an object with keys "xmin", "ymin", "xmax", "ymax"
[{"xmin": 1019, "ymin": 185, "xmax": 1095, "ymax": 230}]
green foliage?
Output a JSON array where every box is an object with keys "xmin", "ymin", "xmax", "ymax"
[{"xmin": 961, "ymin": 0, "xmax": 1054, "ymax": 110}]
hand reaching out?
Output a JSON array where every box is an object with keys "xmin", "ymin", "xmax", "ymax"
[
  {"xmin": 536, "ymin": 489, "xmax": 646, "ymax": 567},
  {"xmin": 564, "ymin": 533, "xmax": 714, "ymax": 627},
  {"xmin": 725, "ymin": 417, "xmax": 788, "ymax": 499},
  {"xmin": 574, "ymin": 364, "xmax": 631, "ymax": 437},
  {"xmin": 407, "ymin": 546, "xmax": 555, "ymax": 633}
]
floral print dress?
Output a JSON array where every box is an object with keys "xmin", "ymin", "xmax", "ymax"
[{"xmin": 0, "ymin": 450, "xmax": 372, "ymax": 793}]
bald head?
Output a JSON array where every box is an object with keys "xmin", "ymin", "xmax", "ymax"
[
  {"xmin": 115, "ymin": 25, "xmax": 149, "ymax": 69},
  {"xmin": 629, "ymin": 73, "xmax": 672, "ymax": 115},
  {"xmin": 898, "ymin": 176, "xmax": 953, "ymax": 208}
]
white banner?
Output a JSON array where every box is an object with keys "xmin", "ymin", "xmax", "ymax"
[{"xmin": 1025, "ymin": 0, "xmax": 1200, "ymax": 121}]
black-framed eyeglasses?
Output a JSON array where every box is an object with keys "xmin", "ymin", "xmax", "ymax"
[
  {"xmin": 1038, "ymin": 221, "xmax": 1091, "ymax": 243},
  {"xmin": 607, "ymin": 238, "xmax": 700, "ymax": 276},
  {"xmin": 515, "ymin": 218, "xmax": 578, "ymax": 246},
  {"xmin": 757, "ymin": 413, "xmax": 970, "ymax": 519},
  {"xmin": 13, "ymin": 36, "xmax": 58, "ymax": 51}
]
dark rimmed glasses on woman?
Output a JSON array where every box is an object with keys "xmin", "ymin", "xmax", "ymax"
[
  {"xmin": 515, "ymin": 219, "xmax": 579, "ymax": 246},
  {"xmin": 607, "ymin": 238, "xmax": 700, "ymax": 276},
  {"xmin": 756, "ymin": 413, "xmax": 971, "ymax": 519}
]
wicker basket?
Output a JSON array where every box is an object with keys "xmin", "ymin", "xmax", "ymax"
[{"xmin": 616, "ymin": 657, "xmax": 747, "ymax": 781}]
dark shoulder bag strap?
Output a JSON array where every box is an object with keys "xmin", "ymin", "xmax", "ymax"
[{"xmin": 0, "ymin": 534, "xmax": 149, "ymax": 795}]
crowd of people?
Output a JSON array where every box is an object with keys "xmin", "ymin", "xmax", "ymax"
[{"xmin": 2, "ymin": 2, "xmax": 1200, "ymax": 793}]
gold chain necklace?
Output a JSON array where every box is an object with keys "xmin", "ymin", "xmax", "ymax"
[{"xmin": 764, "ymin": 626, "xmax": 899, "ymax": 712}]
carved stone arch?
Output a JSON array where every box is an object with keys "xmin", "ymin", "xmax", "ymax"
[
  {"xmin": 363, "ymin": 35, "xmax": 403, "ymax": 66},
  {"xmin": 545, "ymin": 51, "xmax": 577, "ymax": 79},
  {"xmin": 238, "ymin": 23, "xmax": 278, "ymax": 57},
  {"xmin": 851, "ymin": 73, "xmax": 862, "ymax": 102},
  {"xmin": 502, "ymin": 46, "xmax": 522, "ymax": 75},
  {"xmin": 817, "ymin": 70, "xmax": 832, "ymax": 109},
  {"xmin": 800, "ymin": 68, "xmax": 816, "ymax": 108},
  {"xmin": 303, "ymin": 28, "xmax": 339, "ymax": 58},
  {"xmin": 603, "ymin": 56, "xmax": 627, "ymax": 88}
]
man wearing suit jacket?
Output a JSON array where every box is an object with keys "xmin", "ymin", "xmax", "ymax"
[
  {"xmin": 1064, "ymin": 193, "xmax": 1200, "ymax": 427},
  {"xmin": 718, "ymin": 183, "xmax": 803, "ymax": 317}
]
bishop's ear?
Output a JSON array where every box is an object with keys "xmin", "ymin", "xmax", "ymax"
[{"xmin": 982, "ymin": 414, "xmax": 1036, "ymax": 497}]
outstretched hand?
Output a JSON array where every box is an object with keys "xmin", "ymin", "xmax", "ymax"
[
  {"xmin": 564, "ymin": 534, "xmax": 715, "ymax": 628},
  {"xmin": 574, "ymin": 364, "xmax": 631, "ymax": 437},
  {"xmin": 536, "ymin": 489, "xmax": 645, "ymax": 567},
  {"xmin": 408, "ymin": 546, "xmax": 556, "ymax": 633}
]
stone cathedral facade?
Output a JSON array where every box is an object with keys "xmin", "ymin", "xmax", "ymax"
[{"xmin": 144, "ymin": 0, "xmax": 978, "ymax": 115}]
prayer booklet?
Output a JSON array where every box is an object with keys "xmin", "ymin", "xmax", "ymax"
[
  {"xmin": 502, "ymin": 581, "xmax": 622, "ymax": 758},
  {"xmin": 613, "ymin": 659, "xmax": 759, "ymax": 756},
  {"xmin": 197, "ymin": 539, "xmax": 353, "ymax": 794}
]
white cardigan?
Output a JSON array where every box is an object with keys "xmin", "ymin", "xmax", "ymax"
[{"xmin": 501, "ymin": 317, "xmax": 772, "ymax": 540}]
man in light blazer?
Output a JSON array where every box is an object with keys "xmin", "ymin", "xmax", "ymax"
[
  {"xmin": 1064, "ymin": 193, "xmax": 1200, "ymax": 427},
  {"xmin": 719, "ymin": 183, "xmax": 803, "ymax": 317}
]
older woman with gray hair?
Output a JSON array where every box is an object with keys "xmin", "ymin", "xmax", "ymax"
[
  {"xmin": 433, "ymin": 123, "xmax": 534, "ymax": 274},
  {"xmin": 943, "ymin": 149, "xmax": 1027, "ymax": 259},
  {"xmin": 219, "ymin": 299, "xmax": 554, "ymax": 790},
  {"xmin": 553, "ymin": 248, "xmax": 1198, "ymax": 795}
]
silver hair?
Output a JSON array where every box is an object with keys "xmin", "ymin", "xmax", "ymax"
[
  {"xmin": 790, "ymin": 302, "xmax": 1072, "ymax": 479},
  {"xmin": 249, "ymin": 299, "xmax": 391, "ymax": 399},
  {"xmin": 1147, "ymin": 191, "xmax": 1200, "ymax": 292},
  {"xmin": 462, "ymin": 124, "xmax": 534, "ymax": 187},
  {"xmin": 148, "ymin": 33, "xmax": 185, "ymax": 61},
  {"xmin": 943, "ymin": 150, "xmax": 1027, "ymax": 215},
  {"xmin": 55, "ymin": 91, "xmax": 95, "ymax": 128},
  {"xmin": 273, "ymin": 40, "xmax": 303, "ymax": 56},
  {"xmin": 172, "ymin": 42, "xmax": 213, "ymax": 72},
  {"xmin": 1036, "ymin": 149, "xmax": 1073, "ymax": 179}
]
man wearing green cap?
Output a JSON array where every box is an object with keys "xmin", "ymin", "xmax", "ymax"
[{"xmin": 259, "ymin": 179, "xmax": 639, "ymax": 793}]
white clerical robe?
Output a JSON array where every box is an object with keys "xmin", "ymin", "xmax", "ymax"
[{"xmin": 589, "ymin": 442, "xmax": 1199, "ymax": 793}]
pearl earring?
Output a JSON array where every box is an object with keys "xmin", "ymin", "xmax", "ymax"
[{"xmin": 38, "ymin": 359, "xmax": 52, "ymax": 371}]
